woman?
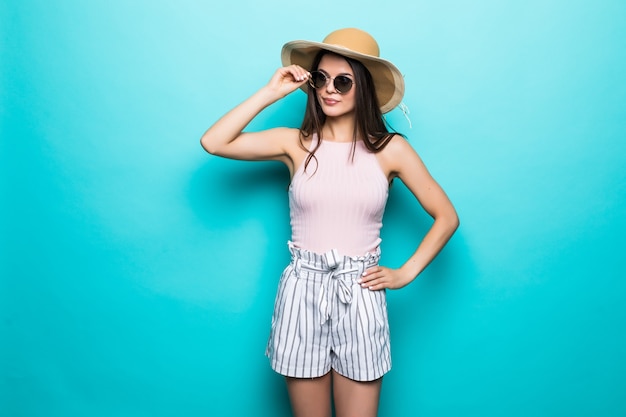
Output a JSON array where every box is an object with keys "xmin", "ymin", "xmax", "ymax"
[{"xmin": 201, "ymin": 28, "xmax": 459, "ymax": 417}]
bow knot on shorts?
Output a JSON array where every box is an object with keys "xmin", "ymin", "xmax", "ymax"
[{"xmin": 293, "ymin": 248, "xmax": 367, "ymax": 325}]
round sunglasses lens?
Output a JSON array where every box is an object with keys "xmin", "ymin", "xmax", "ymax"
[{"xmin": 334, "ymin": 76, "xmax": 353, "ymax": 93}]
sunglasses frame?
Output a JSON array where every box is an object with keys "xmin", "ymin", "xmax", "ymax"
[{"xmin": 308, "ymin": 71, "xmax": 354, "ymax": 94}]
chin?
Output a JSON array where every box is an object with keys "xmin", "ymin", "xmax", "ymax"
[{"xmin": 322, "ymin": 106, "xmax": 352, "ymax": 118}]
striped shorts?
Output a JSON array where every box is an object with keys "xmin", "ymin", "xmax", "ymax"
[{"xmin": 266, "ymin": 242, "xmax": 391, "ymax": 382}]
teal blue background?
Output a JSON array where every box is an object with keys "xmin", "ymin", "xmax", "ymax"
[{"xmin": 2, "ymin": 0, "xmax": 625, "ymax": 416}]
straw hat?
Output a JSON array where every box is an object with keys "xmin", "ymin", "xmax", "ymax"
[{"xmin": 281, "ymin": 28, "xmax": 405, "ymax": 114}]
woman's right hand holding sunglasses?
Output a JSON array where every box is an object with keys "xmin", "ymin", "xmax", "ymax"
[{"xmin": 267, "ymin": 65, "xmax": 310, "ymax": 98}]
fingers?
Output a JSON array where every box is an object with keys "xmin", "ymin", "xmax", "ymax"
[
  {"xmin": 275, "ymin": 65, "xmax": 309, "ymax": 84},
  {"xmin": 286, "ymin": 65, "xmax": 310, "ymax": 83},
  {"xmin": 359, "ymin": 266, "xmax": 388, "ymax": 291},
  {"xmin": 269, "ymin": 65, "xmax": 310, "ymax": 96},
  {"xmin": 359, "ymin": 266, "xmax": 412, "ymax": 290}
]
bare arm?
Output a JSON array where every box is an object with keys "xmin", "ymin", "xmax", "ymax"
[
  {"xmin": 361, "ymin": 136, "xmax": 460, "ymax": 289},
  {"xmin": 200, "ymin": 65, "xmax": 310, "ymax": 162}
]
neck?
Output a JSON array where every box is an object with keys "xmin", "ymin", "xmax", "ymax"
[{"xmin": 322, "ymin": 116, "xmax": 356, "ymax": 143}]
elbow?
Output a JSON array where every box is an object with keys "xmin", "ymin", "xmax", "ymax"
[
  {"xmin": 449, "ymin": 210, "xmax": 460, "ymax": 235},
  {"xmin": 439, "ymin": 208, "xmax": 460, "ymax": 238},
  {"xmin": 451, "ymin": 214, "xmax": 460, "ymax": 234},
  {"xmin": 448, "ymin": 206, "xmax": 460, "ymax": 230},
  {"xmin": 200, "ymin": 134, "xmax": 219, "ymax": 155}
]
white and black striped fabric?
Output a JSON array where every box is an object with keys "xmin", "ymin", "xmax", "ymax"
[{"xmin": 266, "ymin": 242, "xmax": 391, "ymax": 382}]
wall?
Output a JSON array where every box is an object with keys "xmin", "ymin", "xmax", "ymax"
[{"xmin": 2, "ymin": 0, "xmax": 625, "ymax": 416}]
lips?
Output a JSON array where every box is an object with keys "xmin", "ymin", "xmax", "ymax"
[{"xmin": 322, "ymin": 97, "xmax": 339, "ymax": 106}]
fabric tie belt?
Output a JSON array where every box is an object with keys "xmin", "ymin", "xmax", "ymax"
[{"xmin": 292, "ymin": 248, "xmax": 379, "ymax": 325}]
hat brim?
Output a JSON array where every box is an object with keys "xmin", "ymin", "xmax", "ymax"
[{"xmin": 281, "ymin": 40, "xmax": 404, "ymax": 114}]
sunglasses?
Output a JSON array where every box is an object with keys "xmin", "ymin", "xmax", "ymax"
[{"xmin": 308, "ymin": 71, "xmax": 354, "ymax": 94}]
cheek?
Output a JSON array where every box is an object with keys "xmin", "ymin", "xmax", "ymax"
[{"xmin": 345, "ymin": 91, "xmax": 357, "ymax": 108}]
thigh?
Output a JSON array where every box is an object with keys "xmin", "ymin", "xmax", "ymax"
[
  {"xmin": 332, "ymin": 370, "xmax": 382, "ymax": 417},
  {"xmin": 285, "ymin": 373, "xmax": 332, "ymax": 417}
]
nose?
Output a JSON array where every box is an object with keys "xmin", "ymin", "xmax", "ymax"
[{"xmin": 324, "ymin": 77, "xmax": 338, "ymax": 94}]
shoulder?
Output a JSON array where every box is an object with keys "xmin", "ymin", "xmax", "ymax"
[
  {"xmin": 264, "ymin": 127, "xmax": 311, "ymax": 175},
  {"xmin": 384, "ymin": 134, "xmax": 415, "ymax": 155},
  {"xmin": 376, "ymin": 134, "xmax": 423, "ymax": 179},
  {"xmin": 250, "ymin": 127, "xmax": 302, "ymax": 153},
  {"xmin": 270, "ymin": 127, "xmax": 312, "ymax": 152}
]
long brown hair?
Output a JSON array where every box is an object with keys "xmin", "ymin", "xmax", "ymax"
[{"xmin": 299, "ymin": 50, "xmax": 404, "ymax": 172}]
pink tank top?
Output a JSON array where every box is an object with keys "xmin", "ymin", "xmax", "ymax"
[{"xmin": 289, "ymin": 136, "xmax": 389, "ymax": 257}]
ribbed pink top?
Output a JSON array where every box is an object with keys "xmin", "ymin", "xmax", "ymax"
[{"xmin": 289, "ymin": 137, "xmax": 389, "ymax": 257}]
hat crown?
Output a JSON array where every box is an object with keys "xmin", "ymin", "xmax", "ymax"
[{"xmin": 322, "ymin": 28, "xmax": 380, "ymax": 58}]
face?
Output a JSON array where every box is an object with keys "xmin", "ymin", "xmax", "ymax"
[{"xmin": 314, "ymin": 54, "xmax": 356, "ymax": 118}]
